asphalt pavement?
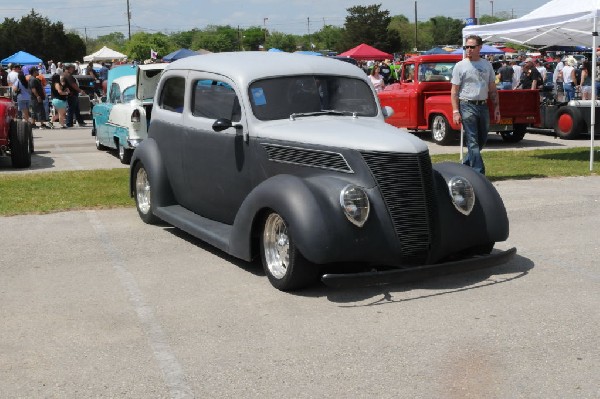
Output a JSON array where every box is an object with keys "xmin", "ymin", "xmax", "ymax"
[{"xmin": 0, "ymin": 125, "xmax": 599, "ymax": 398}]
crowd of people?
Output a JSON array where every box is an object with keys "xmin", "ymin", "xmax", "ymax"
[{"xmin": 0, "ymin": 60, "xmax": 110, "ymax": 129}]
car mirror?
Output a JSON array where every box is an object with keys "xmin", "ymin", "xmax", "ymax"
[
  {"xmin": 212, "ymin": 118, "xmax": 242, "ymax": 132},
  {"xmin": 382, "ymin": 106, "xmax": 394, "ymax": 119}
]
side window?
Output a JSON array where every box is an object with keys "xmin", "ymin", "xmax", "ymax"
[
  {"xmin": 122, "ymin": 86, "xmax": 135, "ymax": 102},
  {"xmin": 192, "ymin": 79, "xmax": 241, "ymax": 122},
  {"xmin": 109, "ymin": 83, "xmax": 121, "ymax": 104},
  {"xmin": 158, "ymin": 77, "xmax": 185, "ymax": 113},
  {"xmin": 403, "ymin": 64, "xmax": 415, "ymax": 82}
]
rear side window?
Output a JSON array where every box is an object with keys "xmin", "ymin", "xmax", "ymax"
[
  {"xmin": 158, "ymin": 77, "xmax": 185, "ymax": 113},
  {"xmin": 192, "ymin": 79, "xmax": 241, "ymax": 122}
]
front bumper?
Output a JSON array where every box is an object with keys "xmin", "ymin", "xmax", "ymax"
[{"xmin": 321, "ymin": 247, "xmax": 517, "ymax": 288}]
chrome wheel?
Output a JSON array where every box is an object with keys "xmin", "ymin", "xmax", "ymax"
[
  {"xmin": 263, "ymin": 213, "xmax": 290, "ymax": 280},
  {"xmin": 119, "ymin": 143, "xmax": 125, "ymax": 160},
  {"xmin": 136, "ymin": 166, "xmax": 151, "ymax": 215},
  {"xmin": 432, "ymin": 115, "xmax": 447, "ymax": 142}
]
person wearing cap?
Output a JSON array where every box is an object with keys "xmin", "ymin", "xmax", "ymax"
[
  {"xmin": 28, "ymin": 67, "xmax": 49, "ymax": 129},
  {"xmin": 450, "ymin": 34, "xmax": 500, "ymax": 175},
  {"xmin": 517, "ymin": 59, "xmax": 542, "ymax": 90},
  {"xmin": 63, "ymin": 64, "xmax": 86, "ymax": 127}
]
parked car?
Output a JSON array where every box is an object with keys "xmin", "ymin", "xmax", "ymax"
[
  {"xmin": 0, "ymin": 86, "xmax": 33, "ymax": 168},
  {"xmin": 92, "ymin": 63, "xmax": 166, "ymax": 163},
  {"xmin": 129, "ymin": 52, "xmax": 515, "ymax": 291}
]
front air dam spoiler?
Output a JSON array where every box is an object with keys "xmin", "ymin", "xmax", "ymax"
[{"xmin": 321, "ymin": 247, "xmax": 517, "ymax": 288}]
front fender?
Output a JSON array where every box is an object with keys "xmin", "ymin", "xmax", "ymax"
[
  {"xmin": 429, "ymin": 162, "xmax": 509, "ymax": 262},
  {"xmin": 129, "ymin": 138, "xmax": 175, "ymax": 208},
  {"xmin": 229, "ymin": 174, "xmax": 399, "ymax": 264}
]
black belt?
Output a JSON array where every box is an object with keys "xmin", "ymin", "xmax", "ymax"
[{"xmin": 461, "ymin": 99, "xmax": 487, "ymax": 105}]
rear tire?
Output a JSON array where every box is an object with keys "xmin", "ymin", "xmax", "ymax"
[
  {"xmin": 554, "ymin": 107, "xmax": 583, "ymax": 139},
  {"xmin": 133, "ymin": 162, "xmax": 160, "ymax": 224},
  {"xmin": 500, "ymin": 124, "xmax": 526, "ymax": 143},
  {"xmin": 10, "ymin": 120, "xmax": 32, "ymax": 168},
  {"xmin": 118, "ymin": 141, "xmax": 132, "ymax": 164},
  {"xmin": 431, "ymin": 114, "xmax": 457, "ymax": 145},
  {"xmin": 260, "ymin": 212, "xmax": 319, "ymax": 291}
]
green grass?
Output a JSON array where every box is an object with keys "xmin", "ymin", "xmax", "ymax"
[
  {"xmin": 0, "ymin": 169, "xmax": 131, "ymax": 216},
  {"xmin": 0, "ymin": 147, "xmax": 598, "ymax": 216}
]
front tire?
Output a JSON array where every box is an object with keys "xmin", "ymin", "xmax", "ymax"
[
  {"xmin": 133, "ymin": 162, "xmax": 160, "ymax": 224},
  {"xmin": 10, "ymin": 120, "xmax": 32, "ymax": 168},
  {"xmin": 431, "ymin": 114, "xmax": 457, "ymax": 145},
  {"xmin": 260, "ymin": 212, "xmax": 318, "ymax": 291}
]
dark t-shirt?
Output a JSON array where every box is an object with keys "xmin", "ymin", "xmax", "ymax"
[
  {"xmin": 29, "ymin": 76, "xmax": 45, "ymax": 100},
  {"xmin": 497, "ymin": 65, "xmax": 514, "ymax": 82},
  {"xmin": 51, "ymin": 74, "xmax": 67, "ymax": 101},
  {"xmin": 63, "ymin": 73, "xmax": 79, "ymax": 96},
  {"xmin": 380, "ymin": 65, "xmax": 391, "ymax": 83},
  {"xmin": 520, "ymin": 67, "xmax": 542, "ymax": 89}
]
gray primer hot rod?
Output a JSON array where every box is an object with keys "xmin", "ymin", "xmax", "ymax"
[{"xmin": 130, "ymin": 52, "xmax": 515, "ymax": 291}]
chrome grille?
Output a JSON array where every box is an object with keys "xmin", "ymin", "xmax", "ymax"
[
  {"xmin": 360, "ymin": 150, "xmax": 436, "ymax": 263},
  {"xmin": 262, "ymin": 144, "xmax": 352, "ymax": 173}
]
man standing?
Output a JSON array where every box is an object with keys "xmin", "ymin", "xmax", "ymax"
[
  {"xmin": 451, "ymin": 35, "xmax": 500, "ymax": 175},
  {"xmin": 63, "ymin": 64, "xmax": 86, "ymax": 127},
  {"xmin": 496, "ymin": 60, "xmax": 514, "ymax": 90},
  {"xmin": 28, "ymin": 67, "xmax": 49, "ymax": 129}
]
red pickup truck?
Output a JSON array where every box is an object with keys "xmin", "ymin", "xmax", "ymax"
[{"xmin": 378, "ymin": 54, "xmax": 541, "ymax": 145}]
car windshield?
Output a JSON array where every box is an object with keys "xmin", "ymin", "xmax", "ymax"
[
  {"xmin": 248, "ymin": 75, "xmax": 378, "ymax": 121},
  {"xmin": 418, "ymin": 62, "xmax": 455, "ymax": 82},
  {"xmin": 123, "ymin": 85, "xmax": 136, "ymax": 102}
]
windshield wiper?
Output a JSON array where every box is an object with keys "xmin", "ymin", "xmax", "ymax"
[{"xmin": 289, "ymin": 110, "xmax": 357, "ymax": 120}]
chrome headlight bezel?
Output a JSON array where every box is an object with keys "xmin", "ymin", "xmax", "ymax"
[
  {"xmin": 447, "ymin": 176, "xmax": 476, "ymax": 215},
  {"xmin": 339, "ymin": 184, "xmax": 370, "ymax": 227}
]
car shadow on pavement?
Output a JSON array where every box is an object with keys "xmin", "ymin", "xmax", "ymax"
[
  {"xmin": 0, "ymin": 151, "xmax": 55, "ymax": 171},
  {"xmin": 318, "ymin": 253, "xmax": 534, "ymax": 305}
]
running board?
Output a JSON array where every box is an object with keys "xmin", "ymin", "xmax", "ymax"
[{"xmin": 154, "ymin": 205, "xmax": 232, "ymax": 253}]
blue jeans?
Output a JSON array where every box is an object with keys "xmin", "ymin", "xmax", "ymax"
[
  {"xmin": 460, "ymin": 102, "xmax": 489, "ymax": 175},
  {"xmin": 67, "ymin": 95, "xmax": 84, "ymax": 126},
  {"xmin": 500, "ymin": 81, "xmax": 512, "ymax": 90},
  {"xmin": 563, "ymin": 82, "xmax": 575, "ymax": 101}
]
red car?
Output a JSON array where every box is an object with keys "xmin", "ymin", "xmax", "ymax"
[{"xmin": 0, "ymin": 86, "xmax": 33, "ymax": 168}]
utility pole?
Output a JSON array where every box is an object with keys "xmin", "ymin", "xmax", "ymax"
[
  {"xmin": 263, "ymin": 17, "xmax": 268, "ymax": 44},
  {"xmin": 414, "ymin": 1, "xmax": 418, "ymax": 51},
  {"xmin": 307, "ymin": 17, "xmax": 311, "ymax": 50},
  {"xmin": 126, "ymin": 0, "xmax": 131, "ymax": 40},
  {"xmin": 490, "ymin": 1, "xmax": 494, "ymax": 17}
]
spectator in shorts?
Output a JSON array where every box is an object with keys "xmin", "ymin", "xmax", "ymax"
[
  {"xmin": 579, "ymin": 60, "xmax": 593, "ymax": 100},
  {"xmin": 51, "ymin": 73, "xmax": 70, "ymax": 128}
]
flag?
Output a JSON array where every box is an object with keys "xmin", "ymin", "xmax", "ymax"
[{"xmin": 150, "ymin": 49, "xmax": 158, "ymax": 60}]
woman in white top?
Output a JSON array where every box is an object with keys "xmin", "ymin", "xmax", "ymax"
[
  {"xmin": 369, "ymin": 65, "xmax": 385, "ymax": 92},
  {"xmin": 561, "ymin": 57, "xmax": 577, "ymax": 101}
]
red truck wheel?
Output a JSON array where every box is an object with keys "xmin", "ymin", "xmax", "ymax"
[
  {"xmin": 9, "ymin": 120, "xmax": 32, "ymax": 168},
  {"xmin": 554, "ymin": 107, "xmax": 583, "ymax": 140},
  {"xmin": 431, "ymin": 114, "xmax": 457, "ymax": 145},
  {"xmin": 500, "ymin": 124, "xmax": 526, "ymax": 143}
]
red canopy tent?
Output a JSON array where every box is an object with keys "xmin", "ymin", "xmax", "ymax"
[{"xmin": 338, "ymin": 43, "xmax": 393, "ymax": 60}]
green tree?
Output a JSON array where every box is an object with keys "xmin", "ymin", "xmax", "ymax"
[
  {"xmin": 341, "ymin": 4, "xmax": 395, "ymax": 52},
  {"xmin": 0, "ymin": 10, "xmax": 85, "ymax": 62},
  {"xmin": 265, "ymin": 32, "xmax": 297, "ymax": 52},
  {"xmin": 388, "ymin": 15, "xmax": 433, "ymax": 53},
  {"xmin": 310, "ymin": 25, "xmax": 346, "ymax": 52},
  {"xmin": 123, "ymin": 32, "xmax": 174, "ymax": 60},
  {"xmin": 241, "ymin": 26, "xmax": 265, "ymax": 51},
  {"xmin": 428, "ymin": 16, "xmax": 464, "ymax": 46}
]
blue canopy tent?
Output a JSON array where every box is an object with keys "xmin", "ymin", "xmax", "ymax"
[
  {"xmin": 294, "ymin": 51, "xmax": 323, "ymax": 56},
  {"xmin": 423, "ymin": 47, "xmax": 450, "ymax": 55},
  {"xmin": 1, "ymin": 51, "xmax": 43, "ymax": 66},
  {"xmin": 451, "ymin": 44, "xmax": 504, "ymax": 55},
  {"xmin": 162, "ymin": 48, "xmax": 198, "ymax": 62},
  {"xmin": 268, "ymin": 48, "xmax": 284, "ymax": 52}
]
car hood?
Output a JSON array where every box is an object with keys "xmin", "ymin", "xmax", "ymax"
[{"xmin": 252, "ymin": 116, "xmax": 429, "ymax": 154}]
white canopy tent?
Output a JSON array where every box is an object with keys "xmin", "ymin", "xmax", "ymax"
[
  {"xmin": 464, "ymin": 0, "xmax": 599, "ymax": 171},
  {"xmin": 83, "ymin": 46, "xmax": 127, "ymax": 62}
]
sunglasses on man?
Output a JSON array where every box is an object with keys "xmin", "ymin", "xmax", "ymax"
[{"xmin": 462, "ymin": 45, "xmax": 479, "ymax": 49}]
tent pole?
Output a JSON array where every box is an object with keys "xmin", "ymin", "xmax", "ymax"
[{"xmin": 591, "ymin": 6, "xmax": 597, "ymax": 172}]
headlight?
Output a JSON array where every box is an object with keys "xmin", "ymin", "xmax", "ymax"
[
  {"xmin": 448, "ymin": 176, "xmax": 475, "ymax": 215},
  {"xmin": 340, "ymin": 185, "xmax": 370, "ymax": 227}
]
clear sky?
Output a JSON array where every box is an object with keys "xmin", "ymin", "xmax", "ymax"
[{"xmin": 5, "ymin": 0, "xmax": 550, "ymax": 38}]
